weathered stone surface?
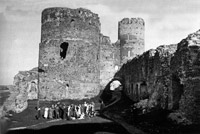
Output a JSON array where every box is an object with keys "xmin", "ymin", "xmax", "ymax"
[
  {"xmin": 115, "ymin": 44, "xmax": 177, "ymax": 108},
  {"xmin": 3, "ymin": 68, "xmax": 38, "ymax": 113},
  {"xmin": 4, "ymin": 7, "xmax": 200, "ymax": 124},
  {"xmin": 3, "ymin": 8, "xmax": 146, "ymax": 114},
  {"xmin": 39, "ymin": 7, "xmax": 101, "ymax": 100},
  {"xmin": 14, "ymin": 67, "xmax": 38, "ymax": 100},
  {"xmin": 171, "ymin": 30, "xmax": 200, "ymax": 124},
  {"xmin": 100, "ymin": 35, "xmax": 120, "ymax": 89},
  {"xmin": 113, "ymin": 29, "xmax": 200, "ymax": 124},
  {"xmin": 38, "ymin": 7, "xmax": 145, "ymax": 100},
  {"xmin": 118, "ymin": 18, "xmax": 145, "ymax": 64}
]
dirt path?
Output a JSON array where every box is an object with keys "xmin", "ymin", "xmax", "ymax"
[
  {"xmin": 103, "ymin": 111, "xmax": 146, "ymax": 134},
  {"xmin": 7, "ymin": 116, "xmax": 131, "ymax": 134}
]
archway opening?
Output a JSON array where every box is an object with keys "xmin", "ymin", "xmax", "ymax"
[
  {"xmin": 172, "ymin": 74, "xmax": 184, "ymax": 110},
  {"xmin": 60, "ymin": 42, "xmax": 69, "ymax": 60},
  {"xmin": 140, "ymin": 81, "xmax": 148, "ymax": 99}
]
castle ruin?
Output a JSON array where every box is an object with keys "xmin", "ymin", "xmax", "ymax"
[
  {"xmin": 5, "ymin": 7, "xmax": 200, "ymax": 124},
  {"xmin": 38, "ymin": 7, "xmax": 145, "ymax": 100}
]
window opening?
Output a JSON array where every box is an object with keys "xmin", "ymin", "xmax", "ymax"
[
  {"xmin": 71, "ymin": 19, "xmax": 75, "ymax": 23},
  {"xmin": 60, "ymin": 42, "xmax": 69, "ymax": 60},
  {"xmin": 128, "ymin": 50, "xmax": 131, "ymax": 57}
]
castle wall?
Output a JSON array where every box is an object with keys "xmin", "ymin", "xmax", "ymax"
[
  {"xmin": 99, "ymin": 35, "xmax": 120, "ymax": 89},
  {"xmin": 39, "ymin": 7, "xmax": 101, "ymax": 100},
  {"xmin": 38, "ymin": 9, "xmax": 147, "ymax": 100},
  {"xmin": 172, "ymin": 31, "xmax": 200, "ymax": 124},
  {"xmin": 114, "ymin": 30, "xmax": 200, "ymax": 124},
  {"xmin": 5, "ymin": 7, "xmax": 200, "ymax": 124},
  {"xmin": 118, "ymin": 18, "xmax": 145, "ymax": 64}
]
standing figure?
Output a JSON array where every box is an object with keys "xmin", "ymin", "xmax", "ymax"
[
  {"xmin": 67, "ymin": 105, "xmax": 71, "ymax": 120},
  {"xmin": 55, "ymin": 105, "xmax": 60, "ymax": 119},
  {"xmin": 91, "ymin": 102, "xmax": 95, "ymax": 117},
  {"xmin": 83, "ymin": 102, "xmax": 87, "ymax": 116},
  {"xmin": 48, "ymin": 107, "xmax": 53, "ymax": 119},
  {"xmin": 58, "ymin": 105, "xmax": 64, "ymax": 119},
  {"xmin": 77, "ymin": 105, "xmax": 81, "ymax": 118},
  {"xmin": 44, "ymin": 106, "xmax": 49, "ymax": 119},
  {"xmin": 35, "ymin": 106, "xmax": 41, "ymax": 120},
  {"xmin": 41, "ymin": 107, "xmax": 45, "ymax": 118},
  {"xmin": 63, "ymin": 105, "xmax": 68, "ymax": 120},
  {"xmin": 52, "ymin": 104, "xmax": 56, "ymax": 119}
]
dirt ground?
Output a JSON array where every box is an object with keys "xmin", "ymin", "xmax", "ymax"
[
  {"xmin": 4, "ymin": 99, "xmax": 200, "ymax": 134},
  {"xmin": 5, "ymin": 99, "xmax": 130, "ymax": 134},
  {"xmin": 7, "ymin": 116, "xmax": 130, "ymax": 134}
]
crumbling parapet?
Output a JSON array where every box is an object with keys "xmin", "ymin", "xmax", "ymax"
[{"xmin": 41, "ymin": 7, "xmax": 100, "ymax": 42}]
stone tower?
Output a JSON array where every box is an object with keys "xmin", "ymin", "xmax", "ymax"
[
  {"xmin": 118, "ymin": 18, "xmax": 145, "ymax": 64},
  {"xmin": 38, "ymin": 7, "xmax": 101, "ymax": 100}
]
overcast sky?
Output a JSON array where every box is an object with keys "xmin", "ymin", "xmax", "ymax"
[{"xmin": 1, "ymin": 0, "xmax": 200, "ymax": 85}]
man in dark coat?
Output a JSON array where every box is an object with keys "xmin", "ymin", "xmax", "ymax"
[
  {"xmin": 63, "ymin": 105, "xmax": 68, "ymax": 120},
  {"xmin": 58, "ymin": 104, "xmax": 64, "ymax": 119},
  {"xmin": 35, "ymin": 106, "xmax": 41, "ymax": 120}
]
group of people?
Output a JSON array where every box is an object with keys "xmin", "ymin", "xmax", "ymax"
[{"xmin": 35, "ymin": 101, "xmax": 96, "ymax": 120}]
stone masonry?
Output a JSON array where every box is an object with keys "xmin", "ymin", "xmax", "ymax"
[
  {"xmin": 38, "ymin": 7, "xmax": 144, "ymax": 100},
  {"xmin": 3, "ymin": 8, "xmax": 145, "ymax": 113},
  {"xmin": 3, "ymin": 7, "xmax": 200, "ymax": 124},
  {"xmin": 39, "ymin": 7, "xmax": 101, "ymax": 100},
  {"xmin": 114, "ymin": 30, "xmax": 200, "ymax": 124},
  {"xmin": 118, "ymin": 18, "xmax": 145, "ymax": 64},
  {"xmin": 99, "ymin": 35, "xmax": 120, "ymax": 88}
]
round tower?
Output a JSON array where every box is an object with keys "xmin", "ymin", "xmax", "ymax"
[
  {"xmin": 38, "ymin": 7, "xmax": 101, "ymax": 100},
  {"xmin": 118, "ymin": 18, "xmax": 145, "ymax": 64}
]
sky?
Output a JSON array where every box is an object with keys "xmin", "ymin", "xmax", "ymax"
[{"xmin": 0, "ymin": 0, "xmax": 200, "ymax": 85}]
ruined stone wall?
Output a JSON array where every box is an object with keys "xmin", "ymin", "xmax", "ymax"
[
  {"xmin": 3, "ymin": 68, "xmax": 38, "ymax": 113},
  {"xmin": 114, "ymin": 30, "xmax": 200, "ymax": 124},
  {"xmin": 115, "ymin": 44, "xmax": 176, "ymax": 105},
  {"xmin": 171, "ymin": 31, "xmax": 200, "ymax": 123},
  {"xmin": 118, "ymin": 18, "xmax": 145, "ymax": 64},
  {"xmin": 99, "ymin": 35, "xmax": 120, "ymax": 89},
  {"xmin": 39, "ymin": 7, "xmax": 101, "ymax": 100}
]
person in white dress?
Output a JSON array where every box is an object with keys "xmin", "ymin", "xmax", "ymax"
[{"xmin": 44, "ymin": 107, "xmax": 49, "ymax": 119}]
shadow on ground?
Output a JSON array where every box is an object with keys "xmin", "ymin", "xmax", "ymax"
[
  {"xmin": 99, "ymin": 89, "xmax": 200, "ymax": 134},
  {"xmin": 6, "ymin": 121, "xmax": 130, "ymax": 134}
]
